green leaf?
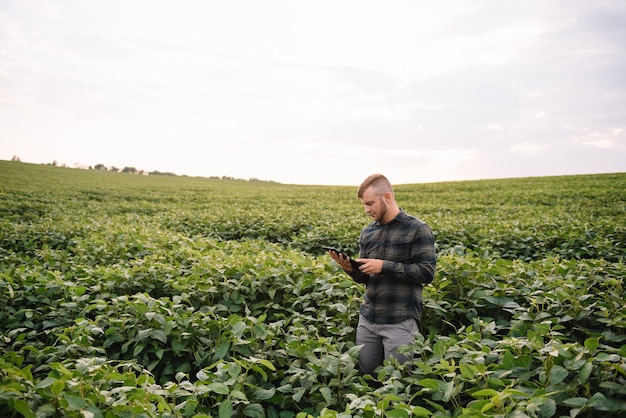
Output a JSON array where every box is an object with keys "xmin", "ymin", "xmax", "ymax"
[
  {"xmin": 232, "ymin": 321, "xmax": 247, "ymax": 339},
  {"xmin": 584, "ymin": 337, "xmax": 599, "ymax": 353},
  {"xmin": 35, "ymin": 377, "xmax": 57, "ymax": 389},
  {"xmin": 171, "ymin": 339, "xmax": 187, "ymax": 355},
  {"xmin": 208, "ymin": 382, "xmax": 230, "ymax": 395},
  {"xmin": 250, "ymin": 365, "xmax": 268, "ymax": 382},
  {"xmin": 276, "ymin": 384, "xmax": 292, "ymax": 394},
  {"xmin": 502, "ymin": 350, "xmax": 515, "ymax": 369},
  {"xmin": 442, "ymin": 380, "xmax": 456, "ymax": 402},
  {"xmin": 330, "ymin": 302, "xmax": 347, "ymax": 313},
  {"xmin": 244, "ymin": 403, "xmax": 265, "ymax": 418},
  {"xmin": 587, "ymin": 392, "xmax": 606, "ymax": 408},
  {"xmin": 563, "ymin": 397, "xmax": 588, "ymax": 407},
  {"xmin": 481, "ymin": 402, "xmax": 496, "ymax": 414},
  {"xmin": 433, "ymin": 341, "xmax": 448, "ymax": 357},
  {"xmin": 50, "ymin": 362, "xmax": 72, "ymax": 377},
  {"xmin": 538, "ymin": 398, "xmax": 556, "ymax": 418},
  {"xmin": 34, "ymin": 404, "xmax": 57, "ymax": 417},
  {"xmin": 596, "ymin": 353, "xmax": 620, "ymax": 362},
  {"xmin": 216, "ymin": 340, "xmax": 230, "ymax": 360},
  {"xmin": 133, "ymin": 342, "xmax": 147, "ymax": 356},
  {"xmin": 14, "ymin": 399, "xmax": 35, "ymax": 418},
  {"xmin": 254, "ymin": 387, "xmax": 275, "ymax": 401},
  {"xmin": 459, "ymin": 363, "xmax": 477, "ymax": 380},
  {"xmin": 63, "ymin": 393, "xmax": 86, "ymax": 410},
  {"xmin": 231, "ymin": 389, "xmax": 247, "ymax": 400},
  {"xmin": 151, "ymin": 329, "xmax": 168, "ymax": 344},
  {"xmin": 424, "ymin": 399, "xmax": 445, "ymax": 413},
  {"xmin": 154, "ymin": 347, "xmax": 165, "ymax": 359},
  {"xmin": 418, "ymin": 378, "xmax": 441, "ymax": 390},
  {"xmin": 51, "ymin": 379, "xmax": 65, "ymax": 395},
  {"xmin": 184, "ymin": 399, "xmax": 198, "ymax": 416},
  {"xmin": 320, "ymin": 386, "xmax": 332, "ymax": 404},
  {"xmin": 409, "ymin": 406, "xmax": 432, "ymax": 417},
  {"xmin": 385, "ymin": 409, "xmax": 410, "ymax": 418},
  {"xmin": 258, "ymin": 358, "xmax": 276, "ymax": 371},
  {"xmin": 599, "ymin": 381, "xmax": 626, "ymax": 395},
  {"xmin": 549, "ymin": 365, "xmax": 568, "ymax": 385},
  {"xmin": 219, "ymin": 399, "xmax": 233, "ymax": 418},
  {"xmin": 502, "ymin": 301, "xmax": 521, "ymax": 309},
  {"xmin": 135, "ymin": 328, "xmax": 152, "ymax": 341},
  {"xmin": 293, "ymin": 387, "xmax": 306, "ymax": 402},
  {"xmin": 471, "ymin": 389, "xmax": 499, "ymax": 399},
  {"xmin": 514, "ymin": 355, "xmax": 533, "ymax": 369},
  {"xmin": 578, "ymin": 362, "xmax": 593, "ymax": 383}
]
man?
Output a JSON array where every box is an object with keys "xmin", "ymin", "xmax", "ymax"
[{"xmin": 328, "ymin": 174, "xmax": 436, "ymax": 375}]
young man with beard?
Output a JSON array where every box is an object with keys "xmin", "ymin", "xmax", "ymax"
[{"xmin": 328, "ymin": 174, "xmax": 436, "ymax": 375}]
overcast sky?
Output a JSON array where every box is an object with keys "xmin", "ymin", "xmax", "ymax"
[{"xmin": 1, "ymin": 1, "xmax": 625, "ymax": 185}]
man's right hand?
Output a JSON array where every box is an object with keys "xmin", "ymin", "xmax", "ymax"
[{"xmin": 327, "ymin": 250, "xmax": 354, "ymax": 272}]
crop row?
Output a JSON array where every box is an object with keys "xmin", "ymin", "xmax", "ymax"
[
  {"xmin": 2, "ymin": 165, "xmax": 624, "ymax": 264},
  {"xmin": 2, "ymin": 233, "xmax": 625, "ymax": 416},
  {"xmin": 2, "ymin": 200, "xmax": 623, "ymax": 268}
]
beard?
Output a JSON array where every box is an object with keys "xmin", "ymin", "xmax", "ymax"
[{"xmin": 374, "ymin": 198, "xmax": 388, "ymax": 222}]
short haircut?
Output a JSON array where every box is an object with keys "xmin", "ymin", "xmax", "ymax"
[{"xmin": 358, "ymin": 174, "xmax": 393, "ymax": 199}]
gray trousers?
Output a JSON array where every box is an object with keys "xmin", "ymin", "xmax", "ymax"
[{"xmin": 356, "ymin": 316, "xmax": 419, "ymax": 375}]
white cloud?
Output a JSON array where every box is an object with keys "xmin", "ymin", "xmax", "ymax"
[
  {"xmin": 0, "ymin": 13, "xmax": 24, "ymax": 47},
  {"xmin": 485, "ymin": 124, "xmax": 503, "ymax": 131},
  {"xmin": 573, "ymin": 129, "xmax": 626, "ymax": 150},
  {"xmin": 509, "ymin": 142, "xmax": 550, "ymax": 154}
]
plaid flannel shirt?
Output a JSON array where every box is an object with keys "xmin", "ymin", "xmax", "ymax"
[{"xmin": 348, "ymin": 210, "xmax": 436, "ymax": 324}]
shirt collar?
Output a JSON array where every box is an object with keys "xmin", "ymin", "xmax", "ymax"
[{"xmin": 376, "ymin": 208, "xmax": 406, "ymax": 226}]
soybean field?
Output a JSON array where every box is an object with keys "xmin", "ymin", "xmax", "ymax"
[{"xmin": 1, "ymin": 161, "xmax": 625, "ymax": 417}]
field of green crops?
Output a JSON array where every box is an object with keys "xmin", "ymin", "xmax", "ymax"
[{"xmin": 1, "ymin": 160, "xmax": 625, "ymax": 418}]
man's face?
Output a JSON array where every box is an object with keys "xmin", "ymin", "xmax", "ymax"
[{"xmin": 360, "ymin": 187, "xmax": 388, "ymax": 222}]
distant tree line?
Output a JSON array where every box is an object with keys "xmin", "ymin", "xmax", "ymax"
[
  {"xmin": 91, "ymin": 164, "xmax": 181, "ymax": 176},
  {"xmin": 8, "ymin": 156, "xmax": 277, "ymax": 183}
]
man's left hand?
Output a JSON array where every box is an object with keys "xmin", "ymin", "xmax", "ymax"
[{"xmin": 356, "ymin": 258, "xmax": 384, "ymax": 274}]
